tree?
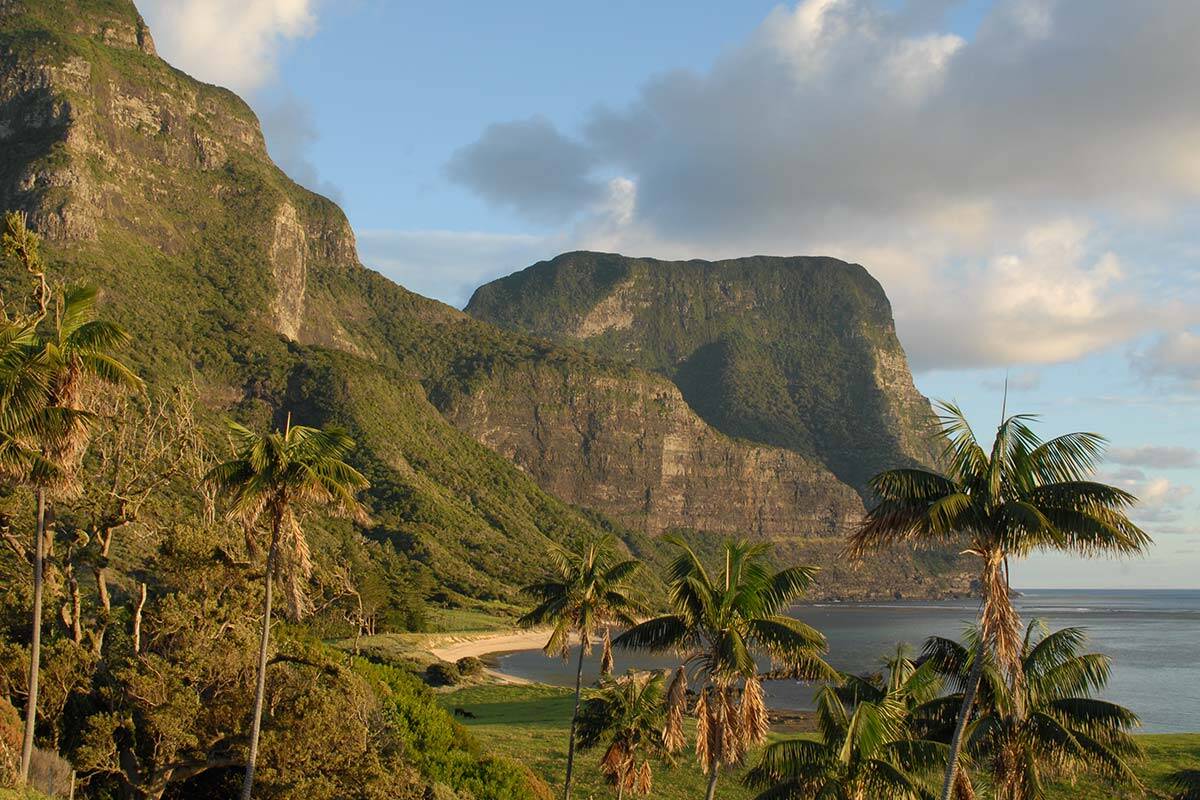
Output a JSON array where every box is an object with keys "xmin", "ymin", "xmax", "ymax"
[
  {"xmin": 19, "ymin": 282, "xmax": 142, "ymax": 780},
  {"xmin": 745, "ymin": 646, "xmax": 947, "ymax": 800},
  {"xmin": 1, "ymin": 213, "xmax": 143, "ymax": 782},
  {"xmin": 848, "ymin": 404, "xmax": 1149, "ymax": 800},
  {"xmin": 615, "ymin": 536, "xmax": 834, "ymax": 800},
  {"xmin": 923, "ymin": 621, "xmax": 1142, "ymax": 800},
  {"xmin": 576, "ymin": 670, "xmax": 669, "ymax": 799},
  {"xmin": 205, "ymin": 418, "xmax": 369, "ymax": 800},
  {"xmin": 518, "ymin": 536, "xmax": 643, "ymax": 800},
  {"xmin": 56, "ymin": 389, "xmax": 211, "ymax": 654}
]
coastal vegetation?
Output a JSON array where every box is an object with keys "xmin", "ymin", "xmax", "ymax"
[
  {"xmin": 850, "ymin": 403, "xmax": 1149, "ymax": 798},
  {"xmin": 614, "ymin": 538, "xmax": 834, "ymax": 800},
  {"xmin": 517, "ymin": 538, "xmax": 643, "ymax": 799}
]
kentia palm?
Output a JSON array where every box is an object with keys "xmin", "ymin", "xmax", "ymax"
[
  {"xmin": 3, "ymin": 212, "xmax": 143, "ymax": 783},
  {"xmin": 615, "ymin": 536, "xmax": 834, "ymax": 800},
  {"xmin": 923, "ymin": 621, "xmax": 1142, "ymax": 800},
  {"xmin": 575, "ymin": 670, "xmax": 669, "ymax": 799},
  {"xmin": 206, "ymin": 418, "xmax": 369, "ymax": 800},
  {"xmin": 849, "ymin": 403, "xmax": 1148, "ymax": 800},
  {"xmin": 745, "ymin": 646, "xmax": 948, "ymax": 800},
  {"xmin": 518, "ymin": 536, "xmax": 643, "ymax": 800}
]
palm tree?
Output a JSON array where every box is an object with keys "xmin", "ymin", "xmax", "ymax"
[
  {"xmin": 0, "ymin": 316, "xmax": 61, "ymax": 785},
  {"xmin": 849, "ymin": 403, "xmax": 1149, "ymax": 800},
  {"xmin": 745, "ymin": 646, "xmax": 948, "ymax": 800},
  {"xmin": 206, "ymin": 418, "xmax": 369, "ymax": 800},
  {"xmin": 576, "ymin": 670, "xmax": 669, "ymax": 799},
  {"xmin": 519, "ymin": 536, "xmax": 643, "ymax": 800},
  {"xmin": 15, "ymin": 284, "xmax": 142, "ymax": 779},
  {"xmin": 923, "ymin": 621, "xmax": 1142, "ymax": 800},
  {"xmin": 1, "ymin": 212, "xmax": 142, "ymax": 783},
  {"xmin": 615, "ymin": 536, "xmax": 834, "ymax": 800}
]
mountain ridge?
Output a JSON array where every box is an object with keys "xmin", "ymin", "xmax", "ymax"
[{"xmin": 0, "ymin": 0, "xmax": 970, "ymax": 601}]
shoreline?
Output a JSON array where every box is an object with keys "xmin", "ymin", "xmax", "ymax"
[{"xmin": 427, "ymin": 628, "xmax": 554, "ymax": 685}]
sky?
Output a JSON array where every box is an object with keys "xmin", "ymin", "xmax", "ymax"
[{"xmin": 136, "ymin": 0, "xmax": 1200, "ymax": 589}]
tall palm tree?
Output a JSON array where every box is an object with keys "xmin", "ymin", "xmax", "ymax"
[
  {"xmin": 576, "ymin": 670, "xmax": 669, "ymax": 799},
  {"xmin": 849, "ymin": 403, "xmax": 1149, "ymax": 800},
  {"xmin": 15, "ymin": 285, "xmax": 142, "ymax": 780},
  {"xmin": 0, "ymin": 211, "xmax": 142, "ymax": 784},
  {"xmin": 615, "ymin": 536, "xmax": 834, "ymax": 800},
  {"xmin": 206, "ymin": 418, "xmax": 369, "ymax": 800},
  {"xmin": 923, "ymin": 621, "xmax": 1142, "ymax": 800},
  {"xmin": 745, "ymin": 646, "xmax": 948, "ymax": 800},
  {"xmin": 0, "ymin": 316, "xmax": 61, "ymax": 784},
  {"xmin": 519, "ymin": 536, "xmax": 643, "ymax": 800}
]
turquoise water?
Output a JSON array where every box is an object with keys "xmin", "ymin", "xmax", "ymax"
[{"xmin": 493, "ymin": 590, "xmax": 1200, "ymax": 733}]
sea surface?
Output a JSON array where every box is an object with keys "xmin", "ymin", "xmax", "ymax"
[{"xmin": 492, "ymin": 589, "xmax": 1200, "ymax": 733}]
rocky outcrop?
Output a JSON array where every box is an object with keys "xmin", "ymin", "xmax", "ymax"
[{"xmin": 269, "ymin": 202, "xmax": 308, "ymax": 340}]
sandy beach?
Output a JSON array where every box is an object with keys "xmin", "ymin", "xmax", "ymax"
[
  {"xmin": 427, "ymin": 628, "xmax": 550, "ymax": 661},
  {"xmin": 426, "ymin": 628, "xmax": 552, "ymax": 685}
]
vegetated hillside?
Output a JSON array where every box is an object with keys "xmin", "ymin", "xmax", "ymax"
[
  {"xmin": 0, "ymin": 0, "xmax": 968, "ymax": 599},
  {"xmin": 467, "ymin": 251, "xmax": 941, "ymax": 494}
]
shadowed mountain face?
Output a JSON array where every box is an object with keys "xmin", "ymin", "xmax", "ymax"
[
  {"xmin": 467, "ymin": 252, "xmax": 942, "ymax": 494},
  {"xmin": 0, "ymin": 0, "xmax": 968, "ymax": 600}
]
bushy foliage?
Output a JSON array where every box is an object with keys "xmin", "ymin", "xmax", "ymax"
[
  {"xmin": 358, "ymin": 661, "xmax": 531, "ymax": 800},
  {"xmin": 455, "ymin": 656, "xmax": 485, "ymax": 677},
  {"xmin": 425, "ymin": 661, "xmax": 461, "ymax": 687}
]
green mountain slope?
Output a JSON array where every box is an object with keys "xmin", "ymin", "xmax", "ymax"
[
  {"xmin": 467, "ymin": 251, "xmax": 941, "ymax": 493},
  {"xmin": 0, "ymin": 0, "xmax": 969, "ymax": 600}
]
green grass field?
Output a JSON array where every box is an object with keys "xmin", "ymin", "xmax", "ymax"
[{"xmin": 441, "ymin": 683, "xmax": 1199, "ymax": 800}]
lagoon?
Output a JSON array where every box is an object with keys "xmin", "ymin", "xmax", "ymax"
[{"xmin": 492, "ymin": 589, "xmax": 1200, "ymax": 733}]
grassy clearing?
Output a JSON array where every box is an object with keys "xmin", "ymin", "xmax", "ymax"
[{"xmin": 441, "ymin": 683, "xmax": 1199, "ymax": 800}]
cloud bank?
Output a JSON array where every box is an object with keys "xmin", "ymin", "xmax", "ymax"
[{"xmin": 448, "ymin": 0, "xmax": 1200, "ymax": 370}]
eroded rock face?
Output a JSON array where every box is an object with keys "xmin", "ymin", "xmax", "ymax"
[
  {"xmin": 441, "ymin": 365, "xmax": 864, "ymax": 539},
  {"xmin": 270, "ymin": 202, "xmax": 308, "ymax": 341}
]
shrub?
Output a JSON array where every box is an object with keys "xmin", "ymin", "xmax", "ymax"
[
  {"xmin": 455, "ymin": 656, "xmax": 485, "ymax": 677},
  {"xmin": 425, "ymin": 661, "xmax": 461, "ymax": 687}
]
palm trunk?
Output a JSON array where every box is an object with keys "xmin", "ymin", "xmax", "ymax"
[
  {"xmin": 563, "ymin": 638, "xmax": 586, "ymax": 800},
  {"xmin": 939, "ymin": 639, "xmax": 985, "ymax": 800},
  {"xmin": 241, "ymin": 520, "xmax": 280, "ymax": 800},
  {"xmin": 704, "ymin": 765, "xmax": 720, "ymax": 800},
  {"xmin": 19, "ymin": 487, "xmax": 46, "ymax": 782}
]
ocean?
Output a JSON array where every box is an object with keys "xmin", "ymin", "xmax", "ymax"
[{"xmin": 492, "ymin": 589, "xmax": 1200, "ymax": 733}]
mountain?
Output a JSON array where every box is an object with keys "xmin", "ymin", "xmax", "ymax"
[
  {"xmin": 466, "ymin": 254, "xmax": 969, "ymax": 595},
  {"xmin": 0, "ymin": 0, "xmax": 968, "ymax": 601},
  {"xmin": 467, "ymin": 252, "xmax": 941, "ymax": 494}
]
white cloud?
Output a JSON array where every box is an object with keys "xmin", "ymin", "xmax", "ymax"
[
  {"xmin": 137, "ymin": 0, "xmax": 318, "ymax": 93},
  {"xmin": 1099, "ymin": 468, "xmax": 1195, "ymax": 525},
  {"xmin": 448, "ymin": 0, "xmax": 1200, "ymax": 369}
]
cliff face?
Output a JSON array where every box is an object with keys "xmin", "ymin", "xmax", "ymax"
[
  {"xmin": 0, "ymin": 0, "xmax": 969, "ymax": 599},
  {"xmin": 467, "ymin": 252, "xmax": 942, "ymax": 493},
  {"xmin": 438, "ymin": 363, "xmax": 862, "ymax": 540}
]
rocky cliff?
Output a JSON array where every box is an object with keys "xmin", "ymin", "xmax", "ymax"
[
  {"xmin": 467, "ymin": 251, "xmax": 942, "ymax": 494},
  {"xmin": 0, "ymin": 0, "xmax": 969, "ymax": 600}
]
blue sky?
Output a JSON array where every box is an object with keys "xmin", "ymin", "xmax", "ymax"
[{"xmin": 137, "ymin": 0, "xmax": 1200, "ymax": 588}]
